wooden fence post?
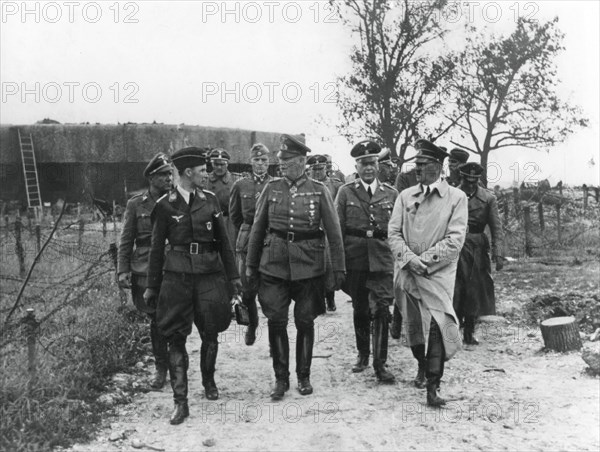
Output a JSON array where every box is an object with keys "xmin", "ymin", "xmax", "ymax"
[
  {"xmin": 102, "ymin": 216, "xmax": 107, "ymax": 239},
  {"xmin": 523, "ymin": 205, "xmax": 532, "ymax": 257},
  {"xmin": 35, "ymin": 222, "xmax": 41, "ymax": 254},
  {"xmin": 537, "ymin": 202, "xmax": 545, "ymax": 232},
  {"xmin": 24, "ymin": 308, "xmax": 39, "ymax": 387},
  {"xmin": 15, "ymin": 212, "xmax": 26, "ymax": 278},
  {"xmin": 556, "ymin": 204, "xmax": 562, "ymax": 244}
]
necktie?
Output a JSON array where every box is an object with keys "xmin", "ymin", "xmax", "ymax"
[
  {"xmin": 425, "ymin": 186, "xmax": 430, "ymax": 197},
  {"xmin": 367, "ymin": 186, "xmax": 373, "ymax": 199},
  {"xmin": 189, "ymin": 191, "xmax": 195, "ymax": 206}
]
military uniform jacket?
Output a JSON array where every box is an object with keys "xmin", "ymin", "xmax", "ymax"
[
  {"xmin": 335, "ymin": 179, "xmax": 398, "ymax": 273},
  {"xmin": 147, "ymin": 188, "xmax": 238, "ymax": 289},
  {"xmin": 320, "ymin": 176, "xmax": 343, "ymax": 201},
  {"xmin": 229, "ymin": 173, "xmax": 271, "ymax": 250},
  {"xmin": 246, "ymin": 174, "xmax": 346, "ymax": 281},
  {"xmin": 395, "ymin": 168, "xmax": 418, "ymax": 193},
  {"xmin": 118, "ymin": 191, "xmax": 158, "ymax": 275},
  {"xmin": 466, "ymin": 186, "xmax": 504, "ymax": 257},
  {"xmin": 207, "ymin": 171, "xmax": 241, "ymax": 216}
]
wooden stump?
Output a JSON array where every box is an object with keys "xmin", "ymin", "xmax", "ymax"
[{"xmin": 540, "ymin": 316, "xmax": 582, "ymax": 352}]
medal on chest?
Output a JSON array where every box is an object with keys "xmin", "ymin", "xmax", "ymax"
[
  {"xmin": 206, "ymin": 221, "xmax": 212, "ymax": 231},
  {"xmin": 290, "ymin": 186, "xmax": 298, "ymax": 196}
]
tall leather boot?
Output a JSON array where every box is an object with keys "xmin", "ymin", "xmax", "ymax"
[
  {"xmin": 296, "ymin": 323, "xmax": 314, "ymax": 395},
  {"xmin": 150, "ymin": 319, "xmax": 168, "ymax": 390},
  {"xmin": 200, "ymin": 339, "xmax": 219, "ymax": 400},
  {"xmin": 372, "ymin": 315, "xmax": 395, "ymax": 383},
  {"xmin": 463, "ymin": 316, "xmax": 479, "ymax": 345},
  {"xmin": 426, "ymin": 320, "xmax": 446, "ymax": 407},
  {"xmin": 168, "ymin": 337, "xmax": 189, "ymax": 425},
  {"xmin": 244, "ymin": 295, "xmax": 259, "ymax": 346},
  {"xmin": 326, "ymin": 291, "xmax": 336, "ymax": 312},
  {"xmin": 410, "ymin": 344, "xmax": 426, "ymax": 389},
  {"xmin": 268, "ymin": 322, "xmax": 290, "ymax": 400},
  {"xmin": 352, "ymin": 313, "xmax": 370, "ymax": 373},
  {"xmin": 390, "ymin": 304, "xmax": 402, "ymax": 339}
]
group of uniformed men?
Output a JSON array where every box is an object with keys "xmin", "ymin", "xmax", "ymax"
[{"xmin": 117, "ymin": 134, "xmax": 504, "ymax": 425}]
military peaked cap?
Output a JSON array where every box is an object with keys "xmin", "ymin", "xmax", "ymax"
[
  {"xmin": 144, "ymin": 153, "xmax": 172, "ymax": 178},
  {"xmin": 350, "ymin": 140, "xmax": 382, "ymax": 160},
  {"xmin": 278, "ymin": 134, "xmax": 311, "ymax": 159},
  {"xmin": 306, "ymin": 154, "xmax": 328, "ymax": 167},
  {"xmin": 414, "ymin": 139, "xmax": 449, "ymax": 164},
  {"xmin": 208, "ymin": 148, "xmax": 231, "ymax": 161},
  {"xmin": 449, "ymin": 148, "xmax": 470, "ymax": 164},
  {"xmin": 171, "ymin": 146, "xmax": 207, "ymax": 172},
  {"xmin": 459, "ymin": 162, "xmax": 484, "ymax": 178},
  {"xmin": 250, "ymin": 143, "xmax": 270, "ymax": 159}
]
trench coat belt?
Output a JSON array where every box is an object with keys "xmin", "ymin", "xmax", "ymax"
[
  {"xmin": 345, "ymin": 228, "xmax": 387, "ymax": 240},
  {"xmin": 268, "ymin": 228, "xmax": 324, "ymax": 242},
  {"xmin": 170, "ymin": 242, "xmax": 218, "ymax": 254}
]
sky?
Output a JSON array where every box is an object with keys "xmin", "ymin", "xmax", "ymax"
[{"xmin": 1, "ymin": 0, "xmax": 598, "ymax": 186}]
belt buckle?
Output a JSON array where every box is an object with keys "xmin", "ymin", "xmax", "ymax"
[
  {"xmin": 189, "ymin": 243, "xmax": 199, "ymax": 254},
  {"xmin": 287, "ymin": 231, "xmax": 295, "ymax": 242},
  {"xmin": 366, "ymin": 230, "xmax": 374, "ymax": 238}
]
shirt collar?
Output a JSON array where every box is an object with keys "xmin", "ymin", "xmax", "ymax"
[
  {"xmin": 421, "ymin": 175, "xmax": 442, "ymax": 194},
  {"xmin": 177, "ymin": 185, "xmax": 193, "ymax": 204},
  {"xmin": 360, "ymin": 178, "xmax": 378, "ymax": 193},
  {"xmin": 253, "ymin": 172, "xmax": 267, "ymax": 183}
]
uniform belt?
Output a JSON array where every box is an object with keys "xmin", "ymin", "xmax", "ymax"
[
  {"xmin": 268, "ymin": 228, "xmax": 323, "ymax": 242},
  {"xmin": 171, "ymin": 242, "xmax": 218, "ymax": 254},
  {"xmin": 467, "ymin": 225, "xmax": 486, "ymax": 234},
  {"xmin": 345, "ymin": 228, "xmax": 387, "ymax": 240},
  {"xmin": 135, "ymin": 239, "xmax": 152, "ymax": 247}
]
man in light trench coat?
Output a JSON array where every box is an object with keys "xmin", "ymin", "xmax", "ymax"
[{"xmin": 388, "ymin": 139, "xmax": 468, "ymax": 407}]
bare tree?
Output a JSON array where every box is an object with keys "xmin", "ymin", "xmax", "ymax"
[
  {"xmin": 449, "ymin": 17, "xmax": 588, "ymax": 185},
  {"xmin": 332, "ymin": 0, "xmax": 459, "ymax": 164}
]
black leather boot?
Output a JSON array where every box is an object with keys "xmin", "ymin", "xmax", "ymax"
[
  {"xmin": 326, "ymin": 291, "xmax": 336, "ymax": 312},
  {"xmin": 425, "ymin": 319, "xmax": 446, "ymax": 407},
  {"xmin": 268, "ymin": 323, "xmax": 290, "ymax": 400},
  {"xmin": 244, "ymin": 295, "xmax": 259, "ymax": 346},
  {"xmin": 168, "ymin": 337, "xmax": 189, "ymax": 425},
  {"xmin": 390, "ymin": 304, "xmax": 402, "ymax": 339},
  {"xmin": 411, "ymin": 344, "xmax": 426, "ymax": 389},
  {"xmin": 352, "ymin": 313, "xmax": 370, "ymax": 373},
  {"xmin": 463, "ymin": 316, "xmax": 479, "ymax": 345},
  {"xmin": 373, "ymin": 315, "xmax": 395, "ymax": 383},
  {"xmin": 150, "ymin": 319, "xmax": 168, "ymax": 390},
  {"xmin": 296, "ymin": 324, "xmax": 314, "ymax": 395},
  {"xmin": 200, "ymin": 340, "xmax": 219, "ymax": 400}
]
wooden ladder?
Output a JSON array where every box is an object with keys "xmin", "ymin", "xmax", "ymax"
[{"xmin": 18, "ymin": 129, "xmax": 42, "ymax": 212}]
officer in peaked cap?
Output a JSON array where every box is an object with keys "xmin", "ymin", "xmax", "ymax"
[
  {"xmin": 453, "ymin": 162, "xmax": 504, "ymax": 346},
  {"xmin": 387, "ymin": 137, "xmax": 468, "ymax": 407},
  {"xmin": 118, "ymin": 153, "xmax": 173, "ymax": 391},
  {"xmin": 246, "ymin": 134, "xmax": 346, "ymax": 400},
  {"xmin": 307, "ymin": 154, "xmax": 344, "ymax": 312},
  {"xmin": 335, "ymin": 140, "xmax": 398, "ymax": 383},
  {"xmin": 377, "ymin": 147, "xmax": 399, "ymax": 185},
  {"xmin": 144, "ymin": 146, "xmax": 241, "ymax": 425},
  {"xmin": 229, "ymin": 143, "xmax": 272, "ymax": 346},
  {"xmin": 207, "ymin": 148, "xmax": 242, "ymax": 241},
  {"xmin": 447, "ymin": 148, "xmax": 470, "ymax": 187}
]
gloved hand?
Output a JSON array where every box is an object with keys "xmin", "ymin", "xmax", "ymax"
[
  {"xmin": 333, "ymin": 271, "xmax": 346, "ymax": 291},
  {"xmin": 407, "ymin": 256, "xmax": 428, "ymax": 276},
  {"xmin": 246, "ymin": 267, "xmax": 259, "ymax": 291},
  {"xmin": 495, "ymin": 256, "xmax": 505, "ymax": 271},
  {"xmin": 143, "ymin": 288, "xmax": 158, "ymax": 305},
  {"xmin": 117, "ymin": 272, "xmax": 131, "ymax": 289},
  {"xmin": 230, "ymin": 278, "xmax": 243, "ymax": 297}
]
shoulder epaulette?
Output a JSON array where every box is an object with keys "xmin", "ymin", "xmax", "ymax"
[
  {"xmin": 202, "ymin": 189, "xmax": 216, "ymax": 196},
  {"xmin": 382, "ymin": 182, "xmax": 398, "ymax": 191},
  {"xmin": 312, "ymin": 179, "xmax": 325, "ymax": 187}
]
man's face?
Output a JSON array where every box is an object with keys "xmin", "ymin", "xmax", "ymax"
[
  {"xmin": 460, "ymin": 176, "xmax": 479, "ymax": 193},
  {"xmin": 415, "ymin": 160, "xmax": 442, "ymax": 185},
  {"xmin": 187, "ymin": 165, "xmax": 208, "ymax": 189},
  {"xmin": 251, "ymin": 156, "xmax": 269, "ymax": 175},
  {"xmin": 149, "ymin": 169, "xmax": 173, "ymax": 193},
  {"xmin": 211, "ymin": 160, "xmax": 228, "ymax": 177},
  {"xmin": 279, "ymin": 156, "xmax": 305, "ymax": 180},
  {"xmin": 355, "ymin": 157, "xmax": 378, "ymax": 184},
  {"xmin": 448, "ymin": 158, "xmax": 461, "ymax": 172},
  {"xmin": 310, "ymin": 165, "xmax": 327, "ymax": 181}
]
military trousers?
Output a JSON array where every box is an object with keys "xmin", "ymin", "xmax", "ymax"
[
  {"xmin": 344, "ymin": 271, "xmax": 394, "ymax": 320},
  {"xmin": 156, "ymin": 270, "xmax": 232, "ymax": 340},
  {"xmin": 258, "ymin": 273, "xmax": 325, "ymax": 326}
]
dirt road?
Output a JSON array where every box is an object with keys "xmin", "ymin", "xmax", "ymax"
[{"xmin": 68, "ymin": 281, "xmax": 599, "ymax": 452}]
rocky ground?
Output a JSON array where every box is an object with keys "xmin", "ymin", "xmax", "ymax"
[{"xmin": 67, "ymin": 261, "xmax": 600, "ymax": 452}]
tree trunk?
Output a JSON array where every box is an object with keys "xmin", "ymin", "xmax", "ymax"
[
  {"xmin": 480, "ymin": 151, "xmax": 489, "ymax": 188},
  {"xmin": 540, "ymin": 316, "xmax": 582, "ymax": 352}
]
